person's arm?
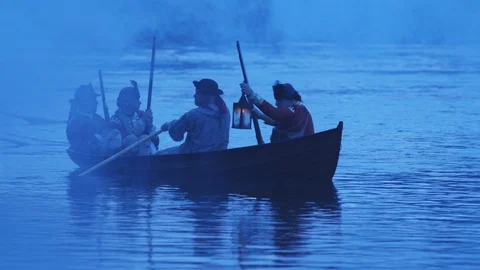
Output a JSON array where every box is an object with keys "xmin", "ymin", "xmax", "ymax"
[
  {"xmin": 108, "ymin": 116, "xmax": 125, "ymax": 137},
  {"xmin": 248, "ymin": 92, "xmax": 295, "ymax": 123},
  {"xmin": 138, "ymin": 110, "xmax": 159, "ymax": 148},
  {"xmin": 162, "ymin": 111, "xmax": 194, "ymax": 142},
  {"xmin": 253, "ymin": 108, "xmax": 275, "ymax": 126},
  {"xmin": 149, "ymin": 124, "xmax": 160, "ymax": 148},
  {"xmin": 240, "ymin": 82, "xmax": 295, "ymax": 123}
]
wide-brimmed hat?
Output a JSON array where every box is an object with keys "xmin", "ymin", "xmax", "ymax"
[{"xmin": 193, "ymin": 78, "xmax": 224, "ymax": 96}]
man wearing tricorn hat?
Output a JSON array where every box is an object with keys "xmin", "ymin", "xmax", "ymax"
[
  {"xmin": 157, "ymin": 78, "xmax": 230, "ymax": 155},
  {"xmin": 66, "ymin": 83, "xmax": 122, "ymax": 155},
  {"xmin": 109, "ymin": 81, "xmax": 159, "ymax": 155}
]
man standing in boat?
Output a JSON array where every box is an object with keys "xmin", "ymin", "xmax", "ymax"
[
  {"xmin": 156, "ymin": 78, "xmax": 230, "ymax": 155},
  {"xmin": 109, "ymin": 83, "xmax": 160, "ymax": 155},
  {"xmin": 239, "ymin": 81, "xmax": 314, "ymax": 142},
  {"xmin": 66, "ymin": 84, "xmax": 122, "ymax": 155}
]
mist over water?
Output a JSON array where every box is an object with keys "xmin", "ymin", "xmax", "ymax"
[
  {"xmin": 2, "ymin": 0, "xmax": 480, "ymax": 54},
  {"xmin": 1, "ymin": 1, "xmax": 480, "ymax": 269},
  {"xmin": 130, "ymin": 0, "xmax": 480, "ymax": 47},
  {"xmin": 1, "ymin": 0, "xmax": 478, "ymax": 76},
  {"xmin": 275, "ymin": 0, "xmax": 480, "ymax": 45},
  {"xmin": 0, "ymin": 0, "xmax": 478, "ymax": 127},
  {"xmin": 0, "ymin": 0, "xmax": 130, "ymax": 112},
  {"xmin": 0, "ymin": 0, "xmax": 478, "ymax": 122}
]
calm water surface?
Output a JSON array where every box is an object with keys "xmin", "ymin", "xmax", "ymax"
[{"xmin": 1, "ymin": 43, "xmax": 479, "ymax": 269}]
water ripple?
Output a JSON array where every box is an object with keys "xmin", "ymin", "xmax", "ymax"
[{"xmin": 1, "ymin": 44, "xmax": 480, "ymax": 270}]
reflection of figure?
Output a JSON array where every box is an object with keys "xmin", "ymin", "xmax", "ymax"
[
  {"xmin": 67, "ymin": 176, "xmax": 103, "ymax": 233},
  {"xmin": 67, "ymin": 173, "xmax": 232, "ymax": 268},
  {"xmin": 66, "ymin": 174, "xmax": 156, "ymax": 268},
  {"xmin": 183, "ymin": 191, "xmax": 230, "ymax": 258},
  {"xmin": 67, "ymin": 171, "xmax": 340, "ymax": 268},
  {"xmin": 232, "ymin": 184, "xmax": 341, "ymax": 267},
  {"xmin": 270, "ymin": 184, "xmax": 341, "ymax": 263}
]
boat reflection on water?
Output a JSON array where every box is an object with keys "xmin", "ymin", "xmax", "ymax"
[
  {"xmin": 230, "ymin": 183, "xmax": 341, "ymax": 268},
  {"xmin": 66, "ymin": 173, "xmax": 341, "ymax": 268}
]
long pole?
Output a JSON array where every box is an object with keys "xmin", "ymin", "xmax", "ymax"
[
  {"xmin": 78, "ymin": 129, "xmax": 163, "ymax": 177},
  {"xmin": 98, "ymin": 70, "xmax": 110, "ymax": 121},
  {"xmin": 236, "ymin": 41, "xmax": 264, "ymax": 145},
  {"xmin": 147, "ymin": 36, "xmax": 156, "ymax": 111}
]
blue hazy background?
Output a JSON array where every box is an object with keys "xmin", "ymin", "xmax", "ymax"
[
  {"xmin": 1, "ymin": 0, "xmax": 479, "ymax": 269},
  {"xmin": 1, "ymin": 0, "xmax": 479, "ymax": 102}
]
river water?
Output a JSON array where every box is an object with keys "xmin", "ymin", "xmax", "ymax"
[{"xmin": 1, "ymin": 43, "xmax": 479, "ymax": 269}]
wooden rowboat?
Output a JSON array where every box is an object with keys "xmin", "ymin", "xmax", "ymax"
[{"xmin": 67, "ymin": 121, "xmax": 343, "ymax": 193}]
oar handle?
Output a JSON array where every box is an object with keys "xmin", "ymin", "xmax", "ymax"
[{"xmin": 78, "ymin": 129, "xmax": 163, "ymax": 176}]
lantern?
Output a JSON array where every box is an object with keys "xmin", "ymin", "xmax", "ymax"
[{"xmin": 232, "ymin": 95, "xmax": 253, "ymax": 129}]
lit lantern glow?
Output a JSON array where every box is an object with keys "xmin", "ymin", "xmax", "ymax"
[{"xmin": 232, "ymin": 95, "xmax": 252, "ymax": 129}]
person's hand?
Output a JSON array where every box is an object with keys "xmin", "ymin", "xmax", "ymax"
[
  {"xmin": 142, "ymin": 110, "xmax": 153, "ymax": 127},
  {"xmin": 240, "ymin": 82, "xmax": 253, "ymax": 96},
  {"xmin": 104, "ymin": 129, "xmax": 121, "ymax": 140},
  {"xmin": 160, "ymin": 122, "xmax": 170, "ymax": 132}
]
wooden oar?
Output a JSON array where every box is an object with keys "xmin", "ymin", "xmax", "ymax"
[{"xmin": 78, "ymin": 129, "xmax": 163, "ymax": 177}]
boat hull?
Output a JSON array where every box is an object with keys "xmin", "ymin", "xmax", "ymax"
[{"xmin": 68, "ymin": 121, "xmax": 344, "ymax": 193}]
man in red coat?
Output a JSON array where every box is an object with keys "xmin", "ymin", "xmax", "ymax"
[
  {"xmin": 240, "ymin": 81, "xmax": 314, "ymax": 143},
  {"xmin": 109, "ymin": 83, "xmax": 159, "ymax": 155}
]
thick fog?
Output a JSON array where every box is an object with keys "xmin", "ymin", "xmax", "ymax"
[{"xmin": 0, "ymin": 0, "xmax": 478, "ymax": 113}]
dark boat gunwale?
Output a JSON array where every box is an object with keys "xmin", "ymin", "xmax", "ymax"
[{"xmin": 67, "ymin": 121, "xmax": 343, "ymax": 163}]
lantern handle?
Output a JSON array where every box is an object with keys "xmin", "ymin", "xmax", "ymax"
[{"xmin": 236, "ymin": 41, "xmax": 264, "ymax": 145}]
